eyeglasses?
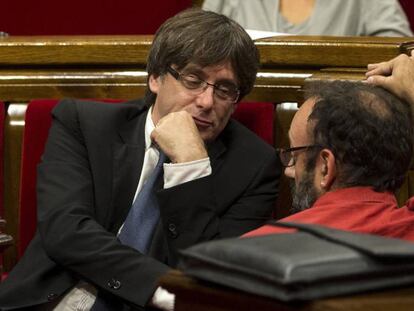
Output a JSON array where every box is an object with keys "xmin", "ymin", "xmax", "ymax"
[
  {"xmin": 167, "ymin": 66, "xmax": 240, "ymax": 104},
  {"xmin": 277, "ymin": 145, "xmax": 322, "ymax": 167}
]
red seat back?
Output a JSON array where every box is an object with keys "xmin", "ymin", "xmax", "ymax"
[
  {"xmin": 18, "ymin": 99, "xmax": 123, "ymax": 257},
  {"xmin": 0, "ymin": 101, "xmax": 5, "ymax": 276},
  {"xmin": 1, "ymin": 1, "xmax": 192, "ymax": 35},
  {"xmin": 233, "ymin": 102, "xmax": 274, "ymax": 145},
  {"xmin": 18, "ymin": 99, "xmax": 274, "ymax": 257},
  {"xmin": 399, "ymin": 0, "xmax": 414, "ymax": 32},
  {"xmin": 0, "ymin": 101, "xmax": 4, "ymax": 218}
]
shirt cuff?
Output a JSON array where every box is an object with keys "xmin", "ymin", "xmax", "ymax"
[
  {"xmin": 163, "ymin": 157, "xmax": 212, "ymax": 189},
  {"xmin": 150, "ymin": 286, "xmax": 175, "ymax": 311}
]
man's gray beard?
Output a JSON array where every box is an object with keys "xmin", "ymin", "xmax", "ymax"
[{"xmin": 290, "ymin": 170, "xmax": 320, "ymax": 214}]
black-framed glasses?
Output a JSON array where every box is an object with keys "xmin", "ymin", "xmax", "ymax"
[
  {"xmin": 277, "ymin": 145, "xmax": 322, "ymax": 167},
  {"xmin": 167, "ymin": 66, "xmax": 240, "ymax": 104}
]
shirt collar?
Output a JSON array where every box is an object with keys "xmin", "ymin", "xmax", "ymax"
[{"xmin": 144, "ymin": 106, "xmax": 155, "ymax": 151}]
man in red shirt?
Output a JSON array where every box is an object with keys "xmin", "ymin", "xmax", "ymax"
[{"xmin": 247, "ymin": 78, "xmax": 414, "ymax": 241}]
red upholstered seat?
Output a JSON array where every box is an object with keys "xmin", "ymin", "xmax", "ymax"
[
  {"xmin": 1, "ymin": 1, "xmax": 192, "ymax": 35},
  {"xmin": 0, "ymin": 101, "xmax": 4, "ymax": 219},
  {"xmin": 399, "ymin": 0, "xmax": 414, "ymax": 33},
  {"xmin": 233, "ymin": 102, "xmax": 274, "ymax": 145},
  {"xmin": 0, "ymin": 101, "xmax": 5, "ymax": 277},
  {"xmin": 17, "ymin": 99, "xmax": 275, "ymax": 258},
  {"xmin": 18, "ymin": 100, "xmax": 59, "ymax": 257},
  {"xmin": 18, "ymin": 99, "xmax": 124, "ymax": 258}
]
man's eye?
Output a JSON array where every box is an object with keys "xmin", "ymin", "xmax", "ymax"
[
  {"xmin": 216, "ymin": 85, "xmax": 231, "ymax": 93},
  {"xmin": 216, "ymin": 85, "xmax": 237, "ymax": 96},
  {"xmin": 182, "ymin": 76, "xmax": 204, "ymax": 89}
]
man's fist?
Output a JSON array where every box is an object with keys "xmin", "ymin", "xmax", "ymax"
[{"xmin": 151, "ymin": 111, "xmax": 208, "ymax": 163}]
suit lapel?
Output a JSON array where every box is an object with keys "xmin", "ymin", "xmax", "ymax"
[
  {"xmin": 109, "ymin": 106, "xmax": 149, "ymax": 232},
  {"xmin": 206, "ymin": 136, "xmax": 226, "ymax": 172}
]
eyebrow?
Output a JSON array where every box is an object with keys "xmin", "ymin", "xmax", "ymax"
[
  {"xmin": 181, "ymin": 65, "xmax": 204, "ymax": 76},
  {"xmin": 182, "ymin": 65, "xmax": 238, "ymax": 87}
]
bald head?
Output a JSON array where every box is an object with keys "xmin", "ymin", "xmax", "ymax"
[{"xmin": 289, "ymin": 97, "xmax": 316, "ymax": 149}]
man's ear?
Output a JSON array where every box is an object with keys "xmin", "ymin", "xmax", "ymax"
[
  {"xmin": 318, "ymin": 149, "xmax": 336, "ymax": 190},
  {"xmin": 149, "ymin": 74, "xmax": 160, "ymax": 94}
]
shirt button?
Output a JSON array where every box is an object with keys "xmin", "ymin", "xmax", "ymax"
[
  {"xmin": 168, "ymin": 223, "xmax": 178, "ymax": 238},
  {"xmin": 47, "ymin": 293, "xmax": 58, "ymax": 301},
  {"xmin": 108, "ymin": 278, "xmax": 122, "ymax": 290}
]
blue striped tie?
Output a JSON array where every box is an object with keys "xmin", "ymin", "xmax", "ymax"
[{"xmin": 118, "ymin": 151, "xmax": 166, "ymax": 252}]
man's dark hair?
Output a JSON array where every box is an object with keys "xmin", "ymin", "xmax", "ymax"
[
  {"xmin": 145, "ymin": 8, "xmax": 260, "ymax": 104},
  {"xmin": 304, "ymin": 80, "xmax": 413, "ymax": 192}
]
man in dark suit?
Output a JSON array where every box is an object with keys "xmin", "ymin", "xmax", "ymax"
[{"xmin": 0, "ymin": 8, "xmax": 280, "ymax": 311}]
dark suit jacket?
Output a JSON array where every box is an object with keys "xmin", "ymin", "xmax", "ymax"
[{"xmin": 0, "ymin": 98, "xmax": 280, "ymax": 310}]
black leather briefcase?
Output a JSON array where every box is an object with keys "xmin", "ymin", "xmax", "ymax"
[{"xmin": 178, "ymin": 222, "xmax": 414, "ymax": 301}]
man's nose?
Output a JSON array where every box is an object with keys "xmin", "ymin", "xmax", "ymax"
[
  {"xmin": 284, "ymin": 166, "xmax": 295, "ymax": 179},
  {"xmin": 196, "ymin": 84, "xmax": 215, "ymax": 109}
]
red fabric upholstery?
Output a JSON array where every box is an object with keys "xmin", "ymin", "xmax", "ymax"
[
  {"xmin": 399, "ymin": 0, "xmax": 414, "ymax": 32},
  {"xmin": 0, "ymin": 1, "xmax": 192, "ymax": 35},
  {"xmin": 0, "ymin": 101, "xmax": 5, "ymax": 278},
  {"xmin": 18, "ymin": 100, "xmax": 62, "ymax": 257},
  {"xmin": 17, "ymin": 99, "xmax": 274, "ymax": 257},
  {"xmin": 233, "ymin": 102, "xmax": 274, "ymax": 145},
  {"xmin": 1, "ymin": 1, "xmax": 410, "ymax": 35},
  {"xmin": 18, "ymin": 99, "xmax": 123, "ymax": 257},
  {"xmin": 0, "ymin": 102, "xmax": 4, "ymax": 218}
]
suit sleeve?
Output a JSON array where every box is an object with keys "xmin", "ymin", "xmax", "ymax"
[{"xmin": 36, "ymin": 99, "xmax": 169, "ymax": 309}]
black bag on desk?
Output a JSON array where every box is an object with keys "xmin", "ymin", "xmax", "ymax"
[{"xmin": 178, "ymin": 222, "xmax": 414, "ymax": 302}]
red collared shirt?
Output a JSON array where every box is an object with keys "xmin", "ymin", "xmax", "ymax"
[{"xmin": 245, "ymin": 186, "xmax": 414, "ymax": 241}]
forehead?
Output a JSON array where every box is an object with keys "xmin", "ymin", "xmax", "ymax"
[
  {"xmin": 288, "ymin": 98, "xmax": 316, "ymax": 146},
  {"xmin": 182, "ymin": 62, "xmax": 237, "ymax": 80}
]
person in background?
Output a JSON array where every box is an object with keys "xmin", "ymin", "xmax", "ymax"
[
  {"xmin": 246, "ymin": 80, "xmax": 414, "ymax": 241},
  {"xmin": 0, "ymin": 9, "xmax": 280, "ymax": 311},
  {"xmin": 203, "ymin": 0, "xmax": 413, "ymax": 37}
]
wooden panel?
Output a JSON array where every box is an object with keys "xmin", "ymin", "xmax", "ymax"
[
  {"xmin": 0, "ymin": 35, "xmax": 411, "ymax": 67},
  {"xmin": 257, "ymin": 36, "xmax": 414, "ymax": 68},
  {"xmin": 0, "ymin": 36, "xmax": 152, "ymax": 65},
  {"xmin": 0, "ymin": 69, "xmax": 148, "ymax": 102},
  {"xmin": 0, "ymin": 35, "xmax": 409, "ymax": 104}
]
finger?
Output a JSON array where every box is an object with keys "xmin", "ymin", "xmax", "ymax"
[
  {"xmin": 367, "ymin": 63, "xmax": 381, "ymax": 70},
  {"xmin": 366, "ymin": 60, "xmax": 389, "ymax": 70},
  {"xmin": 150, "ymin": 128, "xmax": 157, "ymax": 143},
  {"xmin": 366, "ymin": 75, "xmax": 391, "ymax": 89},
  {"xmin": 365, "ymin": 63, "xmax": 393, "ymax": 77}
]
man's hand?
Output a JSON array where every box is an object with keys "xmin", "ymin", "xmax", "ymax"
[
  {"xmin": 366, "ymin": 51, "xmax": 414, "ymax": 106},
  {"xmin": 151, "ymin": 111, "xmax": 208, "ymax": 163}
]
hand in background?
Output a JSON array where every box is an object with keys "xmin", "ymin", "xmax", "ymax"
[{"xmin": 366, "ymin": 51, "xmax": 414, "ymax": 106}]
